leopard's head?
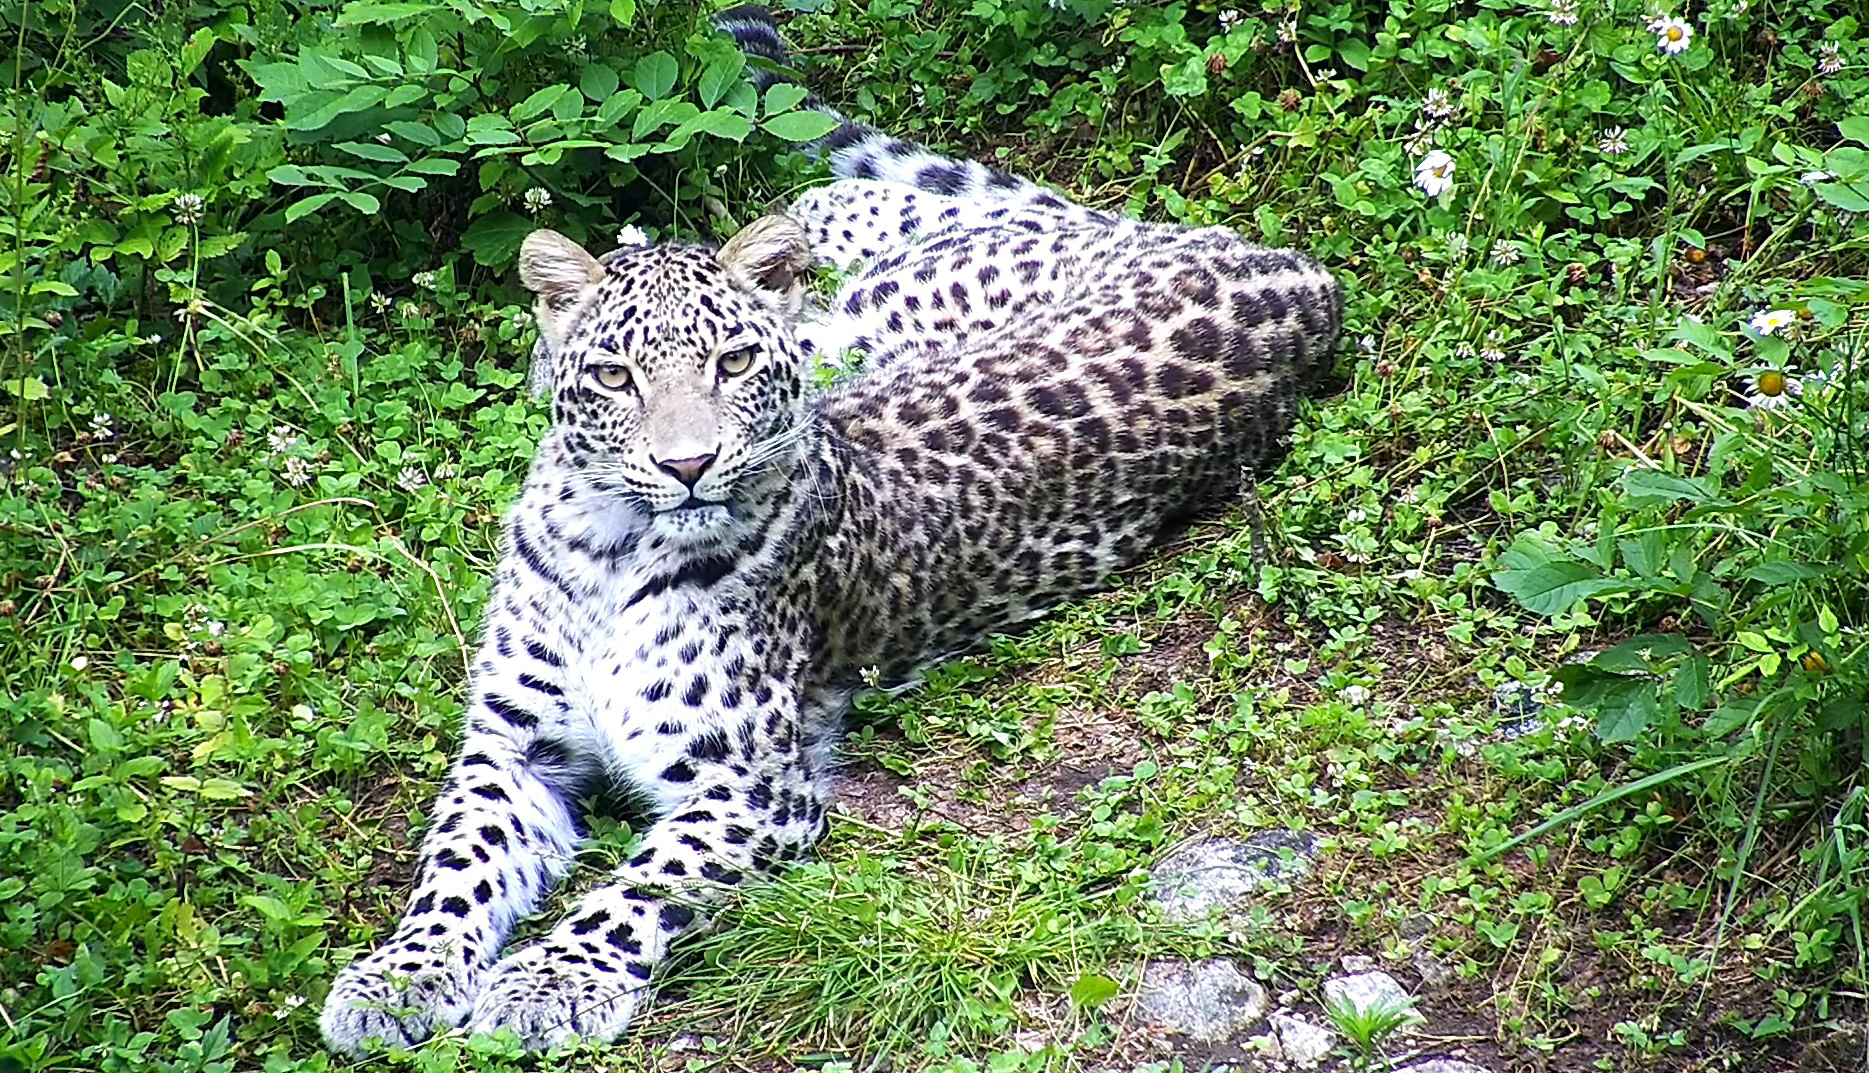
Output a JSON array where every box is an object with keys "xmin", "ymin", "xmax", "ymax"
[{"xmin": 520, "ymin": 217, "xmax": 815, "ymax": 544}]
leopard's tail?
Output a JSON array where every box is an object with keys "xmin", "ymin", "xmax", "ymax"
[{"xmin": 711, "ymin": 5, "xmax": 1091, "ymax": 216}]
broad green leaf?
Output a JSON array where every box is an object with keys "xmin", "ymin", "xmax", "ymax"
[
  {"xmin": 1594, "ymin": 680, "xmax": 1660, "ymax": 743},
  {"xmin": 513, "ymin": 84, "xmax": 572, "ymax": 123},
  {"xmin": 1069, "ymin": 973, "xmax": 1120, "ymax": 1008},
  {"xmin": 699, "ymin": 51, "xmax": 745, "ymax": 108},
  {"xmin": 1744, "ymin": 560, "xmax": 1823, "ymax": 584},
  {"xmin": 688, "ymin": 109, "xmax": 751, "ymax": 141},
  {"xmin": 1674, "ymin": 655, "xmax": 1710, "ymax": 709},
  {"xmin": 609, "ymin": 0, "xmax": 635, "ymax": 24},
  {"xmin": 1619, "ymin": 533, "xmax": 1664, "ymax": 577},
  {"xmin": 1813, "ymin": 181, "xmax": 1869, "ymax": 213},
  {"xmin": 581, "ymin": 63, "xmax": 620, "ymax": 102},
  {"xmin": 285, "ymin": 191, "xmax": 341, "ymax": 222},
  {"xmin": 336, "ymin": 1, "xmax": 433, "ymax": 24},
  {"xmin": 1619, "ymin": 468, "xmax": 1716, "ymax": 506},
  {"xmin": 763, "ymin": 82, "xmax": 809, "ymax": 115},
  {"xmin": 1338, "ymin": 38, "xmax": 1371, "ymax": 71},
  {"xmin": 1491, "ymin": 536, "xmax": 1625, "ymax": 615},
  {"xmin": 335, "ymin": 140, "xmax": 409, "ymax": 164},
  {"xmin": 461, "ymin": 211, "xmax": 535, "ymax": 266},
  {"xmin": 762, "ymin": 109, "xmax": 839, "ymax": 142},
  {"xmin": 633, "ymin": 51, "xmax": 679, "ymax": 100},
  {"xmin": 385, "ymin": 120, "xmax": 439, "ymax": 147},
  {"xmin": 338, "ymin": 191, "xmax": 381, "ymax": 214},
  {"xmin": 1838, "ymin": 116, "xmax": 1869, "ymax": 145}
]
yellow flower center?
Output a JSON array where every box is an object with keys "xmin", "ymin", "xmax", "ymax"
[
  {"xmin": 1666, "ymin": 26, "xmax": 1683, "ymax": 41},
  {"xmin": 1758, "ymin": 371, "xmax": 1787, "ymax": 397}
]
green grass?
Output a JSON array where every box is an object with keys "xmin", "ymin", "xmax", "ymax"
[{"xmin": 5, "ymin": 1, "xmax": 1869, "ymax": 1072}]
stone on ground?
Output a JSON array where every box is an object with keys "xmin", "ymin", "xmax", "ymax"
[
  {"xmin": 1132, "ymin": 958, "xmax": 1269, "ymax": 1043},
  {"xmin": 1148, "ymin": 831, "xmax": 1317, "ymax": 922},
  {"xmin": 1321, "ymin": 969, "xmax": 1423, "ymax": 1029}
]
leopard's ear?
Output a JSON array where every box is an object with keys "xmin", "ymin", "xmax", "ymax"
[
  {"xmin": 718, "ymin": 215, "xmax": 810, "ymax": 311},
  {"xmin": 519, "ymin": 229, "xmax": 604, "ymax": 321}
]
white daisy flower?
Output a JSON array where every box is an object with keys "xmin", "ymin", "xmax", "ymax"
[
  {"xmin": 396, "ymin": 465, "xmax": 427, "ymax": 493},
  {"xmin": 1749, "ymin": 309, "xmax": 1795, "ymax": 336},
  {"xmin": 1653, "ymin": 16, "xmax": 1692, "ymax": 54},
  {"xmin": 1599, "ymin": 127, "xmax": 1630, "ymax": 155},
  {"xmin": 1743, "ymin": 369, "xmax": 1801, "ymax": 411},
  {"xmin": 1818, "ymin": 42, "xmax": 1843, "ymax": 76},
  {"xmin": 1414, "ymin": 150, "xmax": 1456, "ymax": 197},
  {"xmin": 1491, "ymin": 240, "xmax": 1524, "ymax": 266},
  {"xmin": 172, "ymin": 193, "xmax": 205, "ymax": 226},
  {"xmin": 1421, "ymin": 87, "xmax": 1458, "ymax": 122}
]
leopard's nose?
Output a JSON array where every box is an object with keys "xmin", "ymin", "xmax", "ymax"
[{"xmin": 654, "ymin": 452, "xmax": 717, "ymax": 488}]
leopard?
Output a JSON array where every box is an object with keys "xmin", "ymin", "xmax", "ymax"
[{"xmin": 320, "ymin": 6, "xmax": 1342, "ymax": 1055}]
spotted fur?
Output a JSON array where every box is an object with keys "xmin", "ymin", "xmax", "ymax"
[{"xmin": 320, "ymin": 8, "xmax": 1342, "ymax": 1056}]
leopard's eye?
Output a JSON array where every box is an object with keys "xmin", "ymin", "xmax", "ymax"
[
  {"xmin": 592, "ymin": 364, "xmax": 632, "ymax": 391},
  {"xmin": 719, "ymin": 347, "xmax": 757, "ymax": 378}
]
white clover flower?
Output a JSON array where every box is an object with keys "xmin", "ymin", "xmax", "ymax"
[
  {"xmin": 523, "ymin": 187, "xmax": 553, "ymax": 215},
  {"xmin": 1749, "ymin": 308, "xmax": 1795, "ymax": 336},
  {"xmin": 172, "ymin": 193, "xmax": 205, "ymax": 226},
  {"xmin": 1421, "ymin": 87, "xmax": 1458, "ymax": 123},
  {"xmin": 1547, "ymin": 0, "xmax": 1580, "ymax": 25},
  {"xmin": 1219, "ymin": 8, "xmax": 1243, "ymax": 29},
  {"xmin": 1414, "ymin": 150, "xmax": 1455, "ymax": 196},
  {"xmin": 281, "ymin": 456, "xmax": 312, "ymax": 487},
  {"xmin": 434, "ymin": 463, "xmax": 459, "ymax": 481},
  {"xmin": 1491, "ymin": 240, "xmax": 1524, "ymax": 266},
  {"xmin": 89, "ymin": 412, "xmax": 116, "ymax": 440},
  {"xmin": 369, "ymin": 291, "xmax": 392, "ymax": 313},
  {"xmin": 396, "ymin": 465, "xmax": 427, "ymax": 493},
  {"xmin": 1341, "ymin": 684, "xmax": 1373, "ymax": 706},
  {"xmin": 1277, "ymin": 18, "xmax": 1296, "ymax": 43},
  {"xmin": 273, "ymin": 994, "xmax": 308, "ymax": 1020},
  {"xmin": 617, "ymin": 225, "xmax": 650, "ymax": 248},
  {"xmin": 1818, "ymin": 42, "xmax": 1843, "ymax": 75},
  {"xmin": 511, "ymin": 310, "xmax": 535, "ymax": 331},
  {"xmin": 267, "ymin": 426, "xmax": 300, "ymax": 456},
  {"xmin": 1403, "ymin": 122, "xmax": 1435, "ymax": 157},
  {"xmin": 1358, "ymin": 334, "xmax": 1378, "ymax": 354},
  {"xmin": 1445, "ymin": 233, "xmax": 1469, "ymax": 258},
  {"xmin": 1481, "ymin": 346, "xmax": 1507, "ymax": 364},
  {"xmin": 1653, "ymin": 16, "xmax": 1692, "ymax": 54},
  {"xmin": 398, "ymin": 300, "xmax": 422, "ymax": 320},
  {"xmin": 1743, "ymin": 369, "xmax": 1801, "ymax": 411},
  {"xmin": 1599, "ymin": 126, "xmax": 1630, "ymax": 155},
  {"xmin": 412, "ymin": 270, "xmax": 438, "ymax": 291}
]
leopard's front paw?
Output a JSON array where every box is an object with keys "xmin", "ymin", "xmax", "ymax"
[
  {"xmin": 320, "ymin": 940, "xmax": 482, "ymax": 1056},
  {"xmin": 467, "ymin": 941, "xmax": 644, "ymax": 1052}
]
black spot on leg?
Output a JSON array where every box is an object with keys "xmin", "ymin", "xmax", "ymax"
[
  {"xmin": 659, "ymin": 903, "xmax": 696, "ymax": 930},
  {"xmin": 606, "ymin": 924, "xmax": 642, "ymax": 954},
  {"xmin": 473, "ymin": 880, "xmax": 493, "ymax": 903},
  {"xmin": 441, "ymin": 896, "xmax": 470, "ymax": 917},
  {"xmin": 660, "ymin": 761, "xmax": 696, "ymax": 783},
  {"xmin": 571, "ymin": 911, "xmax": 611, "ymax": 935}
]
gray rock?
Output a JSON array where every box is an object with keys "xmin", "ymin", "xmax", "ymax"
[
  {"xmin": 1411, "ymin": 948, "xmax": 1459, "ymax": 992},
  {"xmin": 1253, "ymin": 1012, "xmax": 1335, "ymax": 1067},
  {"xmin": 1322, "ymin": 970, "xmax": 1423, "ymax": 1030},
  {"xmin": 1132, "ymin": 959, "xmax": 1270, "ymax": 1043},
  {"xmin": 1395, "ymin": 1061, "xmax": 1492, "ymax": 1073},
  {"xmin": 1148, "ymin": 831, "xmax": 1317, "ymax": 922},
  {"xmin": 1491, "ymin": 681, "xmax": 1549, "ymax": 739}
]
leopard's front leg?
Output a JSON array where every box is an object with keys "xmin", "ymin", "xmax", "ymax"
[
  {"xmin": 321, "ymin": 542, "xmax": 595, "ymax": 1055},
  {"xmin": 468, "ymin": 744, "xmax": 832, "ymax": 1051}
]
